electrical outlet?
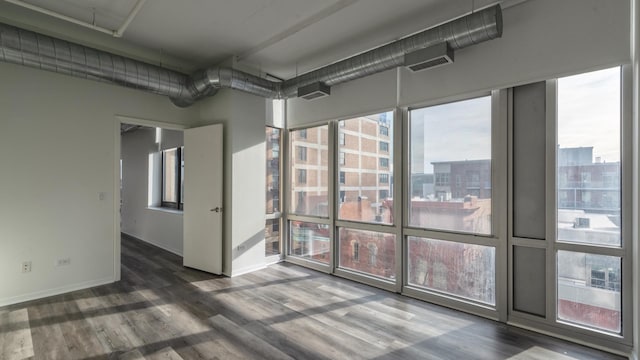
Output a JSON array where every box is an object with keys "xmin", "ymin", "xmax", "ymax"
[
  {"xmin": 56, "ymin": 258, "xmax": 71, "ymax": 267},
  {"xmin": 22, "ymin": 261, "xmax": 31, "ymax": 273}
]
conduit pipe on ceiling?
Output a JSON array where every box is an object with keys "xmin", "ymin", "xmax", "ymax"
[{"xmin": 0, "ymin": 5, "xmax": 502, "ymax": 107}]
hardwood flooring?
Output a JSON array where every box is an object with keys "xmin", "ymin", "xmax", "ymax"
[{"xmin": 0, "ymin": 234, "xmax": 626, "ymax": 359}]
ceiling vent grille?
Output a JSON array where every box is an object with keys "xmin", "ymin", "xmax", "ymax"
[
  {"xmin": 404, "ymin": 42, "xmax": 454, "ymax": 72},
  {"xmin": 297, "ymin": 82, "xmax": 331, "ymax": 100}
]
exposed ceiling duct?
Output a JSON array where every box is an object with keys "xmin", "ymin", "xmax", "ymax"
[{"xmin": 0, "ymin": 5, "xmax": 502, "ymax": 107}]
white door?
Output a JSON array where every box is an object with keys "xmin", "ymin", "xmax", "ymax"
[{"xmin": 183, "ymin": 124, "xmax": 223, "ymax": 274}]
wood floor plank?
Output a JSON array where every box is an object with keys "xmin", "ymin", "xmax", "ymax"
[
  {"xmin": 146, "ymin": 346, "xmax": 184, "ymax": 360},
  {"xmin": 0, "ymin": 235, "xmax": 626, "ymax": 360},
  {"xmin": 0, "ymin": 308, "xmax": 34, "ymax": 360}
]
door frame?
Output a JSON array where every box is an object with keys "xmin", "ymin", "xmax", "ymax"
[{"xmin": 113, "ymin": 115, "xmax": 187, "ymax": 281}]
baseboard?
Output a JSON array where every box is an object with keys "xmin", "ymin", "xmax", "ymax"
[
  {"xmin": 230, "ymin": 263, "xmax": 267, "ymax": 277},
  {"xmin": 122, "ymin": 232, "xmax": 183, "ymax": 256},
  {"xmin": 0, "ymin": 276, "xmax": 114, "ymax": 308}
]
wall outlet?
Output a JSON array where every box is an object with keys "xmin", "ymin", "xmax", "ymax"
[
  {"xmin": 56, "ymin": 258, "xmax": 71, "ymax": 267},
  {"xmin": 22, "ymin": 261, "xmax": 31, "ymax": 273}
]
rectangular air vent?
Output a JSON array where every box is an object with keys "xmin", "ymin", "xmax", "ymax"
[
  {"xmin": 405, "ymin": 42, "xmax": 454, "ymax": 72},
  {"xmin": 297, "ymin": 82, "xmax": 331, "ymax": 100}
]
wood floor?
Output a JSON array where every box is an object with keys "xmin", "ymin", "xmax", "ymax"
[{"xmin": 0, "ymin": 235, "xmax": 625, "ymax": 360}]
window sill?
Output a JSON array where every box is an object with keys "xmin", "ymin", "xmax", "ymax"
[{"xmin": 147, "ymin": 206, "xmax": 183, "ymax": 215}]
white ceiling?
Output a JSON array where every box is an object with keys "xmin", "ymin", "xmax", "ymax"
[{"xmin": 0, "ymin": 0, "xmax": 505, "ymax": 78}]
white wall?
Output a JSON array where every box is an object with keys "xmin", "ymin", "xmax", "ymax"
[
  {"xmin": 288, "ymin": 0, "xmax": 630, "ymax": 125},
  {"xmin": 120, "ymin": 127, "xmax": 184, "ymax": 255},
  {"xmin": 0, "ymin": 61, "xmax": 198, "ymax": 306},
  {"xmin": 198, "ymin": 90, "xmax": 267, "ymax": 277}
]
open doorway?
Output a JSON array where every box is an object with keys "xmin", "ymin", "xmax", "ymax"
[{"xmin": 114, "ymin": 117, "xmax": 187, "ymax": 280}]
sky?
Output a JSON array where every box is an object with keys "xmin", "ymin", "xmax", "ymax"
[
  {"xmin": 410, "ymin": 66, "xmax": 621, "ymax": 174},
  {"xmin": 558, "ymin": 67, "xmax": 620, "ymax": 163},
  {"xmin": 411, "ymin": 96, "xmax": 492, "ymax": 173}
]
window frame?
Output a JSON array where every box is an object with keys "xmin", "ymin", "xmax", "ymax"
[
  {"xmin": 403, "ymin": 91, "xmax": 507, "ymax": 320},
  {"xmin": 266, "ymin": 126, "xmax": 283, "ymax": 259},
  {"xmin": 506, "ymin": 66, "xmax": 633, "ymax": 352},
  {"xmin": 161, "ymin": 146, "xmax": 183, "ymax": 210}
]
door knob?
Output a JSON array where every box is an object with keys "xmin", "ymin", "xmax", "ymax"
[{"xmin": 210, "ymin": 207, "xmax": 223, "ymax": 212}]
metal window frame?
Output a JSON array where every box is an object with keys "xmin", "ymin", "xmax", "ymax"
[
  {"xmin": 265, "ymin": 125, "xmax": 284, "ymax": 263},
  {"xmin": 160, "ymin": 147, "xmax": 183, "ymax": 210},
  {"xmin": 401, "ymin": 91, "xmax": 507, "ymax": 321},
  {"xmin": 507, "ymin": 66, "xmax": 633, "ymax": 355}
]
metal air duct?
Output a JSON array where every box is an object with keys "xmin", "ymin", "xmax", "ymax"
[
  {"xmin": 0, "ymin": 22, "xmax": 198, "ymax": 105},
  {"xmin": 0, "ymin": 4, "xmax": 502, "ymax": 106}
]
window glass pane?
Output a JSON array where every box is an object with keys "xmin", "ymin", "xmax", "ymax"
[
  {"xmin": 266, "ymin": 127, "xmax": 281, "ymax": 256},
  {"xmin": 557, "ymin": 67, "xmax": 621, "ymax": 246},
  {"xmin": 338, "ymin": 228, "xmax": 395, "ymax": 280},
  {"xmin": 408, "ymin": 236, "xmax": 496, "ymax": 305},
  {"xmin": 266, "ymin": 127, "xmax": 281, "ymax": 214},
  {"xmin": 338, "ymin": 112, "xmax": 393, "ymax": 224},
  {"xmin": 180, "ymin": 147, "xmax": 184, "ymax": 205},
  {"xmin": 557, "ymin": 251, "xmax": 621, "ymax": 333},
  {"xmin": 409, "ymin": 97, "xmax": 492, "ymax": 235},
  {"xmin": 290, "ymin": 126, "xmax": 329, "ymax": 217},
  {"xmin": 265, "ymin": 218, "xmax": 281, "ymax": 256},
  {"xmin": 162, "ymin": 148, "xmax": 178, "ymax": 203},
  {"xmin": 289, "ymin": 220, "xmax": 330, "ymax": 264}
]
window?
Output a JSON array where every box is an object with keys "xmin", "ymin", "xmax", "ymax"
[
  {"xmin": 339, "ymin": 133, "xmax": 345, "ymax": 145},
  {"xmin": 290, "ymin": 220, "xmax": 330, "ymax": 264},
  {"xmin": 409, "ymin": 96, "xmax": 492, "ymax": 235},
  {"xmin": 335, "ymin": 112, "xmax": 396, "ymax": 280},
  {"xmin": 556, "ymin": 67, "xmax": 623, "ymax": 334},
  {"xmin": 352, "ymin": 241, "xmax": 360, "ymax": 261},
  {"xmin": 407, "ymin": 96, "xmax": 494, "ymax": 306},
  {"xmin": 379, "ymin": 141, "xmax": 389, "ymax": 152},
  {"xmin": 338, "ymin": 112, "xmax": 394, "ymax": 225},
  {"xmin": 266, "ymin": 127, "xmax": 282, "ymax": 256},
  {"xmin": 368, "ymin": 243, "xmax": 378, "ymax": 266},
  {"xmin": 299, "ymin": 129, "xmax": 307, "ymax": 139},
  {"xmin": 557, "ymin": 67, "xmax": 621, "ymax": 246},
  {"xmin": 297, "ymin": 146, "xmax": 307, "ymax": 161},
  {"xmin": 434, "ymin": 172, "xmax": 450, "ymax": 186},
  {"xmin": 161, "ymin": 147, "xmax": 183, "ymax": 209},
  {"xmin": 408, "ymin": 237, "xmax": 496, "ymax": 305},
  {"xmin": 290, "ymin": 126, "xmax": 328, "ymax": 217},
  {"xmin": 297, "ymin": 169, "xmax": 307, "ymax": 184},
  {"xmin": 379, "ymin": 126, "xmax": 389, "ymax": 136}
]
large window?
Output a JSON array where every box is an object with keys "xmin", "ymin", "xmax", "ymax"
[
  {"xmin": 290, "ymin": 220, "xmax": 330, "ymax": 264},
  {"xmin": 266, "ymin": 127, "xmax": 281, "ymax": 256},
  {"xmin": 290, "ymin": 125, "xmax": 329, "ymax": 217},
  {"xmin": 161, "ymin": 147, "xmax": 183, "ymax": 209},
  {"xmin": 337, "ymin": 111, "xmax": 396, "ymax": 281},
  {"xmin": 338, "ymin": 112, "xmax": 394, "ymax": 225},
  {"xmin": 339, "ymin": 228, "xmax": 396, "ymax": 280},
  {"xmin": 408, "ymin": 237, "xmax": 495, "ymax": 304},
  {"xmin": 407, "ymin": 96, "xmax": 495, "ymax": 305},
  {"xmin": 409, "ymin": 96, "xmax": 492, "ymax": 234},
  {"xmin": 556, "ymin": 67, "xmax": 623, "ymax": 334}
]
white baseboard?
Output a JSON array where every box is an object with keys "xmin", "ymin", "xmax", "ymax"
[
  {"xmin": 0, "ymin": 276, "xmax": 114, "ymax": 308},
  {"xmin": 230, "ymin": 263, "xmax": 267, "ymax": 277},
  {"xmin": 122, "ymin": 232, "xmax": 183, "ymax": 256}
]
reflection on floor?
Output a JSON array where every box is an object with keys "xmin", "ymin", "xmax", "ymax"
[{"xmin": 0, "ymin": 234, "xmax": 626, "ymax": 359}]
